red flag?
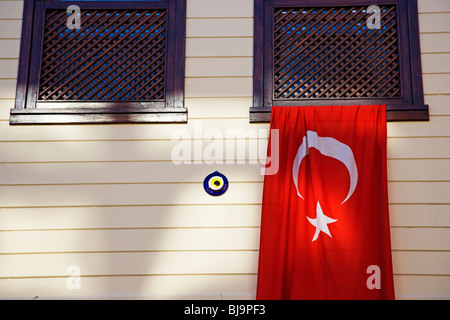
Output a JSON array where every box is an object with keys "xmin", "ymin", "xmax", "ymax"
[{"xmin": 257, "ymin": 105, "xmax": 395, "ymax": 300}]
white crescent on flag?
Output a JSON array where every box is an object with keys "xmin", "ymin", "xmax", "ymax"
[{"xmin": 292, "ymin": 131, "xmax": 358, "ymax": 205}]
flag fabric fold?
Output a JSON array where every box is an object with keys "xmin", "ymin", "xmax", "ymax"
[{"xmin": 256, "ymin": 105, "xmax": 395, "ymax": 300}]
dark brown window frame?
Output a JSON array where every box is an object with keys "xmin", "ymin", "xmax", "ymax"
[
  {"xmin": 10, "ymin": 0, "xmax": 187, "ymax": 125},
  {"xmin": 251, "ymin": 0, "xmax": 429, "ymax": 122}
]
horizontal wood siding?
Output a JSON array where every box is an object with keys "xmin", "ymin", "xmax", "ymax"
[{"xmin": 0, "ymin": 0, "xmax": 449, "ymax": 300}]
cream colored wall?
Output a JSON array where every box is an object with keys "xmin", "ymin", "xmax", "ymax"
[{"xmin": 0, "ymin": 0, "xmax": 448, "ymax": 299}]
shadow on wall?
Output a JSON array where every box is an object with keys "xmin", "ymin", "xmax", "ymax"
[{"xmin": 0, "ymin": 111, "xmax": 264, "ymax": 299}]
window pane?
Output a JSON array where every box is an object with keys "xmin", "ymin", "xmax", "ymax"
[
  {"xmin": 39, "ymin": 9, "xmax": 167, "ymax": 101},
  {"xmin": 273, "ymin": 5, "xmax": 400, "ymax": 100}
]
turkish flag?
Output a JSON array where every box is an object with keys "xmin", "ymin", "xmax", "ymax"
[{"xmin": 257, "ymin": 105, "xmax": 395, "ymax": 300}]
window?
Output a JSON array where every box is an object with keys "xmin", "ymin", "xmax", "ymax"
[
  {"xmin": 11, "ymin": 0, "xmax": 186, "ymax": 124},
  {"xmin": 251, "ymin": 0, "xmax": 429, "ymax": 122}
]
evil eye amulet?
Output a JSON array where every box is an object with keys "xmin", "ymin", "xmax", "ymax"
[{"xmin": 203, "ymin": 171, "xmax": 229, "ymax": 196}]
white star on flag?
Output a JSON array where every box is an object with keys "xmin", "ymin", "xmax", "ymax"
[{"xmin": 307, "ymin": 202, "xmax": 338, "ymax": 242}]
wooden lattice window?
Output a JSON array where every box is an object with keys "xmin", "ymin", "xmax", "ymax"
[
  {"xmin": 11, "ymin": 0, "xmax": 186, "ymax": 124},
  {"xmin": 251, "ymin": 0, "xmax": 429, "ymax": 122},
  {"xmin": 39, "ymin": 9, "xmax": 167, "ymax": 102}
]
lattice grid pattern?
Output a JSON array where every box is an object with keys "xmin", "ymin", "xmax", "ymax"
[
  {"xmin": 39, "ymin": 9, "xmax": 167, "ymax": 101},
  {"xmin": 273, "ymin": 6, "xmax": 401, "ymax": 100}
]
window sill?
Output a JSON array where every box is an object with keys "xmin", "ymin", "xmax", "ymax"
[
  {"xmin": 10, "ymin": 107, "xmax": 188, "ymax": 125},
  {"xmin": 249, "ymin": 105, "xmax": 429, "ymax": 123}
]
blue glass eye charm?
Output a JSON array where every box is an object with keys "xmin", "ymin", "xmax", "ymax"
[{"xmin": 203, "ymin": 171, "xmax": 229, "ymax": 196}]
